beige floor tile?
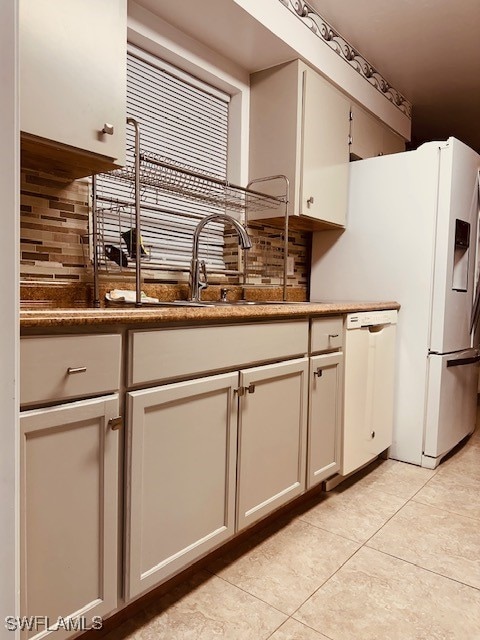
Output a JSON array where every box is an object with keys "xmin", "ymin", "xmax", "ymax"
[
  {"xmin": 367, "ymin": 500, "xmax": 480, "ymax": 588},
  {"xmin": 103, "ymin": 571, "xmax": 286, "ymax": 640},
  {"xmin": 412, "ymin": 465, "xmax": 480, "ymax": 520},
  {"xmin": 208, "ymin": 518, "xmax": 359, "ymax": 615},
  {"xmin": 439, "ymin": 436, "xmax": 480, "ymax": 480},
  {"xmin": 268, "ymin": 618, "xmax": 331, "ymax": 640},
  {"xmin": 353, "ymin": 458, "xmax": 437, "ymax": 499},
  {"xmin": 298, "ymin": 481, "xmax": 406, "ymax": 543},
  {"xmin": 463, "ymin": 432, "xmax": 479, "ymax": 448},
  {"xmin": 294, "ymin": 547, "xmax": 480, "ymax": 640}
]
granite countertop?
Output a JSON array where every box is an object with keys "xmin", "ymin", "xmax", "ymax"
[{"xmin": 20, "ymin": 300, "xmax": 400, "ymax": 329}]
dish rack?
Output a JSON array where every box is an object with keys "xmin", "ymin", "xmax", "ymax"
[{"xmin": 92, "ymin": 118, "xmax": 290, "ymax": 306}]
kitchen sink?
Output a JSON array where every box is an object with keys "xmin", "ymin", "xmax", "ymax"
[
  {"xmin": 175, "ymin": 300, "xmax": 309, "ymax": 307},
  {"xmin": 139, "ymin": 300, "xmax": 309, "ymax": 308},
  {"xmin": 199, "ymin": 300, "xmax": 307, "ymax": 306}
]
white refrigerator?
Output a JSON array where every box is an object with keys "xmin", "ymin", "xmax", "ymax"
[{"xmin": 310, "ymin": 137, "xmax": 480, "ymax": 468}]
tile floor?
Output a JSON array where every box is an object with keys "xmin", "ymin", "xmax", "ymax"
[{"xmin": 105, "ymin": 428, "xmax": 480, "ymax": 640}]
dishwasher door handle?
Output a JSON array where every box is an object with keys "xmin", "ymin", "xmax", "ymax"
[{"xmin": 368, "ymin": 324, "xmax": 389, "ymax": 333}]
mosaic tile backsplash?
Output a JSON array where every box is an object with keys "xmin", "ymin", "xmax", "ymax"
[
  {"xmin": 20, "ymin": 169, "xmax": 310, "ymax": 292},
  {"xmin": 20, "ymin": 170, "xmax": 90, "ymax": 282}
]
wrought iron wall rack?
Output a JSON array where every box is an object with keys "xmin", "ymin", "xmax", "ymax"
[{"xmin": 92, "ymin": 118, "xmax": 290, "ymax": 307}]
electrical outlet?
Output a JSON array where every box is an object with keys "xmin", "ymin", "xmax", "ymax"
[{"xmin": 286, "ymin": 256, "xmax": 295, "ymax": 276}]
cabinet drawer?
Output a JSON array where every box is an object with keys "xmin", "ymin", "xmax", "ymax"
[
  {"xmin": 129, "ymin": 321, "xmax": 309, "ymax": 387},
  {"xmin": 310, "ymin": 317, "xmax": 343, "ymax": 353},
  {"xmin": 21, "ymin": 334, "xmax": 122, "ymax": 406}
]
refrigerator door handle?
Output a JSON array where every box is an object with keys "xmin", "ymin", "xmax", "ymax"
[{"xmin": 446, "ymin": 351, "xmax": 480, "ymax": 367}]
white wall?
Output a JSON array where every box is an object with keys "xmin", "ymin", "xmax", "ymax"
[{"xmin": 0, "ymin": 1, "xmax": 19, "ymax": 637}]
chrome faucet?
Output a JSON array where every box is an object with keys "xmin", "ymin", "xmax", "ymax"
[{"xmin": 189, "ymin": 213, "xmax": 252, "ymax": 302}]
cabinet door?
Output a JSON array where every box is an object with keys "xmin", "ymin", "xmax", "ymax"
[
  {"xmin": 350, "ymin": 103, "xmax": 405, "ymax": 159},
  {"xmin": 20, "ymin": 0, "xmax": 126, "ymax": 164},
  {"xmin": 126, "ymin": 373, "xmax": 238, "ymax": 599},
  {"xmin": 308, "ymin": 352, "xmax": 343, "ymax": 488},
  {"xmin": 300, "ymin": 67, "xmax": 351, "ymax": 226},
  {"xmin": 382, "ymin": 127, "xmax": 406, "ymax": 155},
  {"xmin": 350, "ymin": 104, "xmax": 384, "ymax": 160},
  {"xmin": 20, "ymin": 395, "xmax": 119, "ymax": 640},
  {"xmin": 237, "ymin": 358, "xmax": 309, "ymax": 530}
]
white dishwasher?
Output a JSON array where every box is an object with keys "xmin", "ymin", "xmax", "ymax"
[{"xmin": 342, "ymin": 310, "xmax": 398, "ymax": 476}]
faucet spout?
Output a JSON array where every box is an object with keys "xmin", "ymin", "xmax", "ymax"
[{"xmin": 189, "ymin": 213, "xmax": 252, "ymax": 302}]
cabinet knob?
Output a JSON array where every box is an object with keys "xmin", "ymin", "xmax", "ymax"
[
  {"xmin": 108, "ymin": 417, "xmax": 122, "ymax": 431},
  {"xmin": 234, "ymin": 384, "xmax": 256, "ymax": 396},
  {"xmin": 102, "ymin": 123, "xmax": 114, "ymax": 135},
  {"xmin": 371, "ymin": 431, "xmax": 376, "ymax": 439},
  {"xmin": 306, "ymin": 196, "xmax": 314, "ymax": 207},
  {"xmin": 313, "ymin": 368, "xmax": 323, "ymax": 377}
]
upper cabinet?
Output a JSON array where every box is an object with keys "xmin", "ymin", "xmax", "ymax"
[
  {"xmin": 350, "ymin": 103, "xmax": 405, "ymax": 160},
  {"xmin": 19, "ymin": 0, "xmax": 127, "ymax": 178},
  {"xmin": 249, "ymin": 60, "xmax": 351, "ymax": 230}
]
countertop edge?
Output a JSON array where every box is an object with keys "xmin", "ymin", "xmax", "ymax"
[{"xmin": 20, "ymin": 301, "xmax": 400, "ymax": 329}]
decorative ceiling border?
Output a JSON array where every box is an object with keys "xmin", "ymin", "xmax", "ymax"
[{"xmin": 279, "ymin": 0, "xmax": 412, "ymax": 118}]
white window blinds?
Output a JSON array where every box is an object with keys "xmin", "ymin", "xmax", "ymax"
[{"xmin": 97, "ymin": 46, "xmax": 231, "ymax": 273}]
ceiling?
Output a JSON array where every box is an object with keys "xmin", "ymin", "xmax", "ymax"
[{"xmin": 309, "ymin": 0, "xmax": 480, "ymax": 153}]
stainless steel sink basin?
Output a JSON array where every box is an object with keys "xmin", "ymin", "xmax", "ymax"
[
  {"xmin": 139, "ymin": 300, "xmax": 308, "ymax": 308},
  {"xmin": 191, "ymin": 300, "xmax": 308, "ymax": 306},
  {"xmin": 139, "ymin": 300, "xmax": 207, "ymax": 307}
]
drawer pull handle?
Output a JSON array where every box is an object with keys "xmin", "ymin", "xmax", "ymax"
[
  {"xmin": 108, "ymin": 417, "xmax": 122, "ymax": 431},
  {"xmin": 328, "ymin": 334, "xmax": 339, "ymax": 338},
  {"xmin": 314, "ymin": 368, "xmax": 323, "ymax": 377},
  {"xmin": 67, "ymin": 366, "xmax": 87, "ymax": 375}
]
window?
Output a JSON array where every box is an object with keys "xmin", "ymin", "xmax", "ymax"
[{"xmin": 96, "ymin": 45, "xmax": 232, "ymax": 275}]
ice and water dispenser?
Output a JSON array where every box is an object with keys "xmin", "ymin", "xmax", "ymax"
[{"xmin": 452, "ymin": 219, "xmax": 470, "ymax": 292}]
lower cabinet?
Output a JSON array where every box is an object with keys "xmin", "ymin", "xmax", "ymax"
[
  {"xmin": 236, "ymin": 358, "xmax": 309, "ymax": 530},
  {"xmin": 125, "ymin": 357, "xmax": 309, "ymax": 597},
  {"xmin": 126, "ymin": 373, "xmax": 239, "ymax": 599},
  {"xmin": 19, "ymin": 318, "xmax": 354, "ymax": 635},
  {"xmin": 307, "ymin": 352, "xmax": 343, "ymax": 488},
  {"xmin": 17, "ymin": 312, "xmax": 399, "ymax": 635},
  {"xmin": 20, "ymin": 395, "xmax": 120, "ymax": 640}
]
